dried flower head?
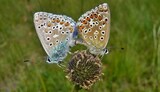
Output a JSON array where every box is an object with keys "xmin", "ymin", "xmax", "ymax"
[{"xmin": 66, "ymin": 50, "xmax": 102, "ymax": 89}]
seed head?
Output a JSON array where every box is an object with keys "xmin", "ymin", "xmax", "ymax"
[{"xmin": 66, "ymin": 50, "xmax": 102, "ymax": 89}]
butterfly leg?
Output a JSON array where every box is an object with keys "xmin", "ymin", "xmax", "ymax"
[
  {"xmin": 57, "ymin": 61, "xmax": 66, "ymax": 68},
  {"xmin": 68, "ymin": 51, "xmax": 73, "ymax": 55}
]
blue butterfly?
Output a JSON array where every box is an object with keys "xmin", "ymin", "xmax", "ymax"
[{"xmin": 34, "ymin": 12, "xmax": 77, "ymax": 63}]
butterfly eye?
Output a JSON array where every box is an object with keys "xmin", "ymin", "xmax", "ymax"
[{"xmin": 47, "ymin": 57, "xmax": 51, "ymax": 62}]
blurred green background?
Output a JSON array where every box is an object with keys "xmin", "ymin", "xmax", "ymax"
[{"xmin": 0, "ymin": 0, "xmax": 159, "ymax": 91}]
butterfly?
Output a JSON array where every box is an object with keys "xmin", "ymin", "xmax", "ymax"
[
  {"xmin": 76, "ymin": 3, "xmax": 110, "ymax": 55},
  {"xmin": 33, "ymin": 3, "xmax": 110, "ymax": 63},
  {"xmin": 34, "ymin": 12, "xmax": 77, "ymax": 63}
]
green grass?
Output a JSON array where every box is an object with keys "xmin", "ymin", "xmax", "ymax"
[{"xmin": 0, "ymin": 0, "xmax": 159, "ymax": 91}]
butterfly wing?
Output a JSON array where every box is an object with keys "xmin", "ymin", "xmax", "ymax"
[
  {"xmin": 77, "ymin": 3, "xmax": 110, "ymax": 54},
  {"xmin": 34, "ymin": 12, "xmax": 76, "ymax": 63}
]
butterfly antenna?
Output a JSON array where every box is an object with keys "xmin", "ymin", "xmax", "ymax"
[
  {"xmin": 107, "ymin": 46, "xmax": 124, "ymax": 53},
  {"xmin": 68, "ymin": 51, "xmax": 73, "ymax": 55}
]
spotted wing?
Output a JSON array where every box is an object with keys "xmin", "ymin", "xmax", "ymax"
[
  {"xmin": 34, "ymin": 12, "xmax": 76, "ymax": 60},
  {"xmin": 77, "ymin": 3, "xmax": 110, "ymax": 49}
]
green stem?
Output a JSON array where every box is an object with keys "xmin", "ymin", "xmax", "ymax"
[{"xmin": 72, "ymin": 85, "xmax": 81, "ymax": 92}]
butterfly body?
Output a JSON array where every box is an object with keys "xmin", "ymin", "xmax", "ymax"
[{"xmin": 34, "ymin": 12, "xmax": 76, "ymax": 63}]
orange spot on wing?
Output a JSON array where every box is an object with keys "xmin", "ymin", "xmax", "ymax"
[
  {"xmin": 79, "ymin": 25, "xmax": 84, "ymax": 32},
  {"xmin": 86, "ymin": 17, "xmax": 90, "ymax": 21},
  {"xmin": 69, "ymin": 28, "xmax": 73, "ymax": 33},
  {"xmin": 60, "ymin": 21, "xmax": 64, "ymax": 25},
  {"xmin": 102, "ymin": 21, "xmax": 106, "ymax": 25},
  {"xmin": 90, "ymin": 14, "xmax": 94, "ymax": 19},
  {"xmin": 47, "ymin": 22, "xmax": 51, "ymax": 27},
  {"xmin": 94, "ymin": 13, "xmax": 98, "ymax": 18},
  {"xmin": 52, "ymin": 19, "xmax": 55, "ymax": 23},
  {"xmin": 82, "ymin": 20, "xmax": 87, "ymax": 24},
  {"xmin": 56, "ymin": 19, "xmax": 60, "ymax": 23},
  {"xmin": 98, "ymin": 15, "xmax": 103, "ymax": 21},
  {"xmin": 65, "ymin": 22, "xmax": 70, "ymax": 26}
]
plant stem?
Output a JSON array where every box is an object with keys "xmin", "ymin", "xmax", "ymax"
[{"xmin": 72, "ymin": 85, "xmax": 81, "ymax": 92}]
